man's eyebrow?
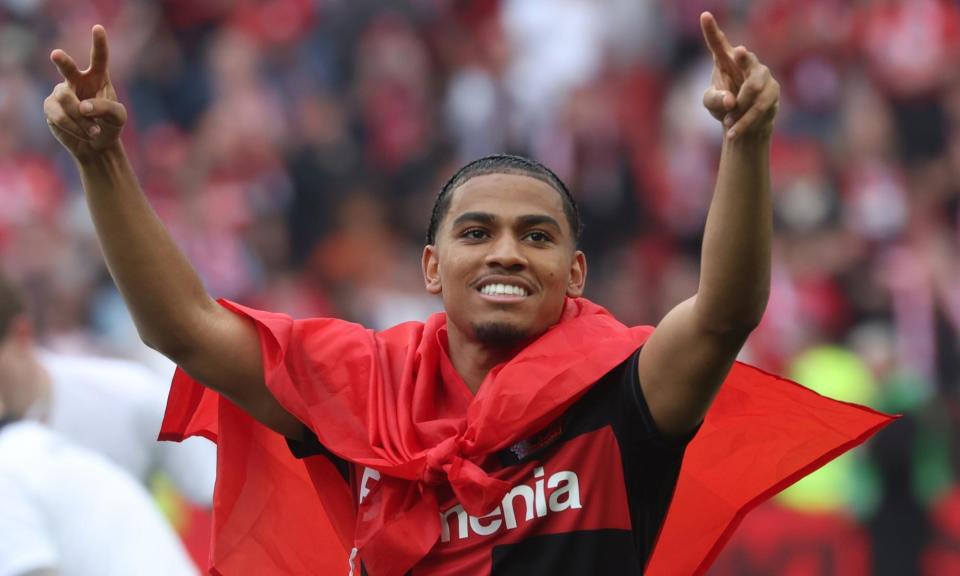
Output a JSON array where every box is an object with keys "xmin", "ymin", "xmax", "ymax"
[
  {"xmin": 450, "ymin": 212, "xmax": 565, "ymax": 233},
  {"xmin": 451, "ymin": 212, "xmax": 496, "ymax": 227},
  {"xmin": 516, "ymin": 214, "xmax": 563, "ymax": 231}
]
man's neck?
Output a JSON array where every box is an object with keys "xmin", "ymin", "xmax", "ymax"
[{"xmin": 445, "ymin": 325, "xmax": 523, "ymax": 394}]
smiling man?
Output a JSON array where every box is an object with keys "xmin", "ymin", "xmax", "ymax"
[
  {"xmin": 42, "ymin": 11, "xmax": 891, "ymax": 576},
  {"xmin": 422, "ymin": 161, "xmax": 588, "ymax": 392}
]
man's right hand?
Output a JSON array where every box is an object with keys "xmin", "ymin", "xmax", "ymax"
[
  {"xmin": 44, "ymin": 25, "xmax": 127, "ymax": 161},
  {"xmin": 41, "ymin": 24, "xmax": 303, "ymax": 441}
]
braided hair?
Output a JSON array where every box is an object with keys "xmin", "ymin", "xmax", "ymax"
[{"xmin": 426, "ymin": 154, "xmax": 581, "ymax": 246}]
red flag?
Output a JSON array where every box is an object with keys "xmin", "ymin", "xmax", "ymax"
[
  {"xmin": 160, "ymin": 300, "xmax": 894, "ymax": 575},
  {"xmin": 647, "ymin": 363, "xmax": 895, "ymax": 575},
  {"xmin": 159, "ymin": 374, "xmax": 350, "ymax": 574}
]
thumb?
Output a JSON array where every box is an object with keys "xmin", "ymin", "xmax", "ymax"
[
  {"xmin": 78, "ymin": 97, "xmax": 127, "ymax": 143},
  {"xmin": 702, "ymin": 87, "xmax": 735, "ymax": 121},
  {"xmin": 79, "ymin": 97, "xmax": 127, "ymax": 128}
]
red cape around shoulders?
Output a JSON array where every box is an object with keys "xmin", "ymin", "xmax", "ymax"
[{"xmin": 160, "ymin": 299, "xmax": 895, "ymax": 575}]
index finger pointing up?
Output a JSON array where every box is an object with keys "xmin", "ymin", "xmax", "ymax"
[
  {"xmin": 89, "ymin": 25, "xmax": 109, "ymax": 76},
  {"xmin": 700, "ymin": 12, "xmax": 732, "ymax": 61}
]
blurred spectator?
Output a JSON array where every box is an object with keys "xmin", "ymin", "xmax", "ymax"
[
  {"xmin": 0, "ymin": 411, "xmax": 198, "ymax": 576},
  {"xmin": 0, "ymin": 299, "xmax": 197, "ymax": 575},
  {"xmin": 856, "ymin": 0, "xmax": 960, "ymax": 165},
  {"xmin": 0, "ymin": 271, "xmax": 216, "ymax": 506}
]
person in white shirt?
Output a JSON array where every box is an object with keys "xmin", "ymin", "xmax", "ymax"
[
  {"xmin": 0, "ymin": 410, "xmax": 198, "ymax": 576},
  {"xmin": 0, "ymin": 273, "xmax": 215, "ymax": 506},
  {"xmin": 0, "ymin": 303, "xmax": 199, "ymax": 576}
]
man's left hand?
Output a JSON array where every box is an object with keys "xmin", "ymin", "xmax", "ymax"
[{"xmin": 700, "ymin": 12, "xmax": 780, "ymax": 141}]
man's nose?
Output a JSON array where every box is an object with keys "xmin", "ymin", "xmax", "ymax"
[{"xmin": 484, "ymin": 235, "xmax": 527, "ymax": 269}]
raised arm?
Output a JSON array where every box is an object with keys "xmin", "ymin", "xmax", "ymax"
[
  {"xmin": 44, "ymin": 26, "xmax": 300, "ymax": 437},
  {"xmin": 637, "ymin": 12, "xmax": 779, "ymax": 437}
]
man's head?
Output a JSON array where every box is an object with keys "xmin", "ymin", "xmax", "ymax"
[
  {"xmin": 422, "ymin": 154, "xmax": 587, "ymax": 349},
  {"xmin": 426, "ymin": 155, "xmax": 582, "ymax": 246},
  {"xmin": 0, "ymin": 274, "xmax": 39, "ymax": 419}
]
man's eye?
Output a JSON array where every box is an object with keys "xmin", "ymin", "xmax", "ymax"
[
  {"xmin": 463, "ymin": 229, "xmax": 488, "ymax": 240},
  {"xmin": 526, "ymin": 231, "xmax": 551, "ymax": 243}
]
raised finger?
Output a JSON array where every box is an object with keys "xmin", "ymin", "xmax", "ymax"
[
  {"xmin": 701, "ymin": 13, "xmax": 745, "ymax": 87},
  {"xmin": 700, "ymin": 12, "xmax": 733, "ymax": 63},
  {"xmin": 53, "ymin": 83, "xmax": 102, "ymax": 136},
  {"xmin": 50, "ymin": 50, "xmax": 82, "ymax": 84},
  {"xmin": 89, "ymin": 25, "xmax": 109, "ymax": 76}
]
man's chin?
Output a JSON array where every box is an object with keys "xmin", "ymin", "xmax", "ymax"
[{"xmin": 471, "ymin": 322, "xmax": 532, "ymax": 348}]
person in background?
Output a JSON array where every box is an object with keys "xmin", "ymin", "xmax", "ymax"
[
  {"xmin": 0, "ymin": 322, "xmax": 197, "ymax": 576},
  {"xmin": 0, "ymin": 271, "xmax": 215, "ymax": 507}
]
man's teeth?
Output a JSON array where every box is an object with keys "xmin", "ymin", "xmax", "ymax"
[{"xmin": 480, "ymin": 284, "xmax": 528, "ymax": 297}]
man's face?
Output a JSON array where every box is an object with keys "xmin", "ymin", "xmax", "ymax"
[{"xmin": 422, "ymin": 173, "xmax": 586, "ymax": 348}]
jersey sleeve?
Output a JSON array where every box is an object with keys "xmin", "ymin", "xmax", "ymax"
[
  {"xmin": 287, "ymin": 424, "xmax": 351, "ymax": 482},
  {"xmin": 620, "ymin": 348, "xmax": 701, "ymax": 450},
  {"xmin": 0, "ymin": 475, "xmax": 58, "ymax": 576},
  {"xmin": 608, "ymin": 348, "xmax": 698, "ymax": 567}
]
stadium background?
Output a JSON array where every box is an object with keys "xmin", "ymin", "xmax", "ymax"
[{"xmin": 3, "ymin": 0, "xmax": 959, "ymax": 573}]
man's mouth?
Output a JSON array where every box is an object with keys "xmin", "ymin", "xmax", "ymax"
[{"xmin": 478, "ymin": 283, "xmax": 529, "ymax": 297}]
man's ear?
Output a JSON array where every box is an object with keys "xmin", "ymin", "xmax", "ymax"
[
  {"xmin": 566, "ymin": 250, "xmax": 587, "ymax": 297},
  {"xmin": 422, "ymin": 245, "xmax": 442, "ymax": 295}
]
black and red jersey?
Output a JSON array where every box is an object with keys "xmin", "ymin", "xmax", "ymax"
[{"xmin": 291, "ymin": 349, "xmax": 694, "ymax": 575}]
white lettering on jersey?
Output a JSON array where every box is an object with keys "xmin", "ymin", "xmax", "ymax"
[
  {"xmin": 347, "ymin": 547, "xmax": 359, "ymax": 576},
  {"xmin": 547, "ymin": 470, "xmax": 582, "ymax": 511},
  {"xmin": 439, "ymin": 466, "xmax": 583, "ymax": 543},
  {"xmin": 359, "ymin": 467, "xmax": 381, "ymax": 504}
]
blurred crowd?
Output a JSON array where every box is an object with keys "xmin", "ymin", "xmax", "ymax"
[{"xmin": 2, "ymin": 0, "xmax": 960, "ymax": 573}]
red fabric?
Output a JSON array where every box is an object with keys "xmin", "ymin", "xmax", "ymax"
[
  {"xmin": 159, "ymin": 373, "xmax": 351, "ymax": 575},
  {"xmin": 181, "ymin": 505, "xmax": 212, "ymax": 572},
  {"xmin": 160, "ymin": 297, "xmax": 894, "ymax": 576},
  {"xmin": 648, "ymin": 362, "xmax": 892, "ymax": 576}
]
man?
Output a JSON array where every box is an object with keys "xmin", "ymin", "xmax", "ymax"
[
  {"xmin": 0, "ymin": 272, "xmax": 215, "ymax": 507},
  {"xmin": 43, "ymin": 11, "xmax": 889, "ymax": 576},
  {"xmin": 0, "ymin": 309, "xmax": 197, "ymax": 575}
]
